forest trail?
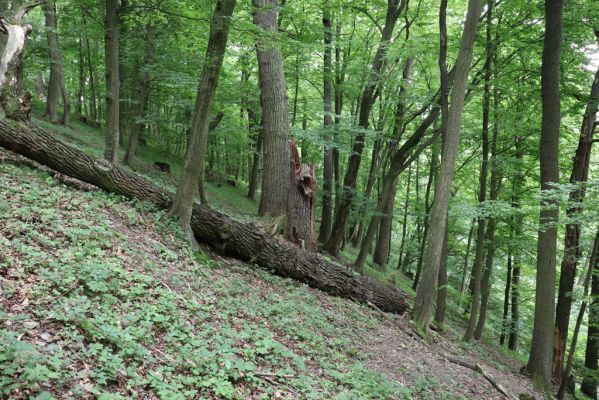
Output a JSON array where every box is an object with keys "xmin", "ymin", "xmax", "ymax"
[
  {"xmin": 1, "ymin": 140, "xmax": 542, "ymax": 399},
  {"xmin": 365, "ymin": 322, "xmax": 540, "ymax": 399}
]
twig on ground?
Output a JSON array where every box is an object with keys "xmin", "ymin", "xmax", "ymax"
[{"xmin": 445, "ymin": 355, "xmax": 513, "ymax": 399}]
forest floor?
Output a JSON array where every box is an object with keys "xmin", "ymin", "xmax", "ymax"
[{"xmin": 0, "ymin": 117, "xmax": 545, "ymax": 399}]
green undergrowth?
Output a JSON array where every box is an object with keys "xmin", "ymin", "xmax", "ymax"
[{"xmin": 0, "ymin": 161, "xmax": 415, "ymax": 399}]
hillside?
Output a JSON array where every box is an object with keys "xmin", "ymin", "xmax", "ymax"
[{"xmin": 0, "ymin": 119, "xmax": 542, "ymax": 399}]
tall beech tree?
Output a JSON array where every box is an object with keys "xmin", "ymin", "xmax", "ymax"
[
  {"xmin": 464, "ymin": 0, "xmax": 493, "ymax": 342},
  {"xmin": 318, "ymin": 0, "xmax": 334, "ymax": 244},
  {"xmin": 553, "ymin": 31, "xmax": 599, "ymax": 381},
  {"xmin": 104, "ymin": 0, "xmax": 120, "ymax": 163},
  {"xmin": 253, "ymin": 0, "xmax": 291, "ymax": 218},
  {"xmin": 526, "ymin": 0, "xmax": 564, "ymax": 389},
  {"xmin": 412, "ymin": 0, "xmax": 482, "ymax": 334},
  {"xmin": 167, "ymin": 0, "xmax": 237, "ymax": 247},
  {"xmin": 43, "ymin": 0, "xmax": 69, "ymax": 125}
]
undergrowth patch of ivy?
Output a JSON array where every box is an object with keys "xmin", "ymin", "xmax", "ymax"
[{"xmin": 0, "ymin": 162, "xmax": 414, "ymax": 399}]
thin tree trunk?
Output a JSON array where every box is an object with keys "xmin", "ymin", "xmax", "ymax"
[
  {"xmin": 463, "ymin": 0, "xmax": 493, "ymax": 343},
  {"xmin": 499, "ymin": 253, "xmax": 512, "ymax": 346},
  {"xmin": 76, "ymin": 37, "xmax": 84, "ymax": 116},
  {"xmin": 509, "ymin": 137, "xmax": 524, "ymax": 351},
  {"xmin": 104, "ymin": 0, "xmax": 120, "ymax": 163},
  {"xmin": 318, "ymin": 0, "xmax": 334, "ymax": 244},
  {"xmin": 397, "ymin": 164, "xmax": 413, "ymax": 271},
  {"xmin": 433, "ymin": 227, "xmax": 449, "ymax": 330},
  {"xmin": 254, "ymin": 0, "xmax": 290, "ymax": 218},
  {"xmin": 167, "ymin": 0, "xmax": 236, "ymax": 246},
  {"xmin": 557, "ymin": 231, "xmax": 599, "ymax": 399},
  {"xmin": 526, "ymin": 0, "xmax": 563, "ymax": 388},
  {"xmin": 43, "ymin": 0, "xmax": 69, "ymax": 125},
  {"xmin": 460, "ymin": 220, "xmax": 475, "ymax": 296},
  {"xmin": 123, "ymin": 25, "xmax": 155, "ymax": 165},
  {"xmin": 246, "ymin": 111, "xmax": 262, "ymax": 200},
  {"xmin": 412, "ymin": 0, "xmax": 482, "ymax": 334},
  {"xmin": 324, "ymin": 0, "xmax": 405, "ymax": 256},
  {"xmin": 552, "ymin": 32, "xmax": 599, "ymax": 381},
  {"xmin": 372, "ymin": 176, "xmax": 397, "ymax": 266},
  {"xmin": 582, "ymin": 231, "xmax": 599, "ymax": 398},
  {"xmin": 474, "ymin": 78, "xmax": 500, "ymax": 341},
  {"xmin": 81, "ymin": 9, "xmax": 96, "ymax": 122}
]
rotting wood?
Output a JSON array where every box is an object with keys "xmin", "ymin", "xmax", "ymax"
[{"xmin": 0, "ymin": 120, "xmax": 410, "ymax": 315}]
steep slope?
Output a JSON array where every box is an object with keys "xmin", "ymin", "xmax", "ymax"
[{"xmin": 0, "ymin": 119, "xmax": 543, "ymax": 399}]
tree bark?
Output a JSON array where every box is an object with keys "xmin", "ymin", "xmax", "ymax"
[
  {"xmin": 287, "ymin": 139, "xmax": 317, "ymax": 252},
  {"xmin": 463, "ymin": 0, "xmax": 493, "ymax": 343},
  {"xmin": 324, "ymin": 0, "xmax": 405, "ymax": 256},
  {"xmin": 0, "ymin": 120, "xmax": 410, "ymax": 315},
  {"xmin": 552, "ymin": 32, "xmax": 599, "ymax": 382},
  {"xmin": 412, "ymin": 0, "xmax": 482, "ymax": 335},
  {"xmin": 43, "ymin": 0, "xmax": 68, "ymax": 125},
  {"xmin": 557, "ymin": 231, "xmax": 599, "ymax": 399},
  {"xmin": 104, "ymin": 0, "xmax": 120, "ymax": 163},
  {"xmin": 499, "ymin": 253, "xmax": 512, "ymax": 346},
  {"xmin": 433, "ymin": 227, "xmax": 449, "ymax": 330},
  {"xmin": 582, "ymin": 232, "xmax": 599, "ymax": 398},
  {"xmin": 76, "ymin": 36, "xmax": 84, "ymax": 116},
  {"xmin": 253, "ymin": 0, "xmax": 291, "ymax": 218},
  {"xmin": 0, "ymin": 2, "xmax": 39, "ymax": 121},
  {"xmin": 318, "ymin": 0, "xmax": 334, "ymax": 244},
  {"xmin": 526, "ymin": 0, "xmax": 563, "ymax": 389},
  {"xmin": 123, "ymin": 25, "xmax": 155, "ymax": 165},
  {"xmin": 509, "ymin": 137, "xmax": 524, "ymax": 351},
  {"xmin": 81, "ymin": 9, "xmax": 96, "ymax": 123},
  {"xmin": 397, "ymin": 164, "xmax": 413, "ymax": 271},
  {"xmin": 246, "ymin": 110, "xmax": 262, "ymax": 200},
  {"xmin": 168, "ymin": 0, "xmax": 236, "ymax": 246}
]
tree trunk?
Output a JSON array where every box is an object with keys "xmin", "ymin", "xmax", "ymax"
[
  {"xmin": 463, "ymin": 0, "xmax": 493, "ymax": 342},
  {"xmin": 0, "ymin": 120, "xmax": 410, "ymax": 316},
  {"xmin": 168, "ymin": 0, "xmax": 236, "ymax": 246},
  {"xmin": 412, "ymin": 0, "xmax": 482, "ymax": 335},
  {"xmin": 318, "ymin": 0, "xmax": 334, "ymax": 244},
  {"xmin": 81, "ymin": 10, "xmax": 96, "ymax": 123},
  {"xmin": 0, "ymin": 3, "xmax": 39, "ymax": 121},
  {"xmin": 509, "ymin": 137, "xmax": 524, "ymax": 351},
  {"xmin": 474, "ymin": 71, "xmax": 500, "ymax": 341},
  {"xmin": 36, "ymin": 71, "xmax": 46, "ymax": 103},
  {"xmin": 460, "ymin": 220, "xmax": 475, "ymax": 297},
  {"xmin": 254, "ymin": 0, "xmax": 290, "ymax": 218},
  {"xmin": 499, "ymin": 253, "xmax": 512, "ymax": 346},
  {"xmin": 324, "ymin": 0, "xmax": 404, "ymax": 256},
  {"xmin": 104, "ymin": 0, "xmax": 120, "ymax": 163},
  {"xmin": 247, "ymin": 111, "xmax": 262, "ymax": 200},
  {"xmin": 372, "ymin": 176, "xmax": 398, "ymax": 266},
  {"xmin": 526, "ymin": 0, "xmax": 563, "ymax": 389},
  {"xmin": 372, "ymin": 56, "xmax": 415, "ymax": 267},
  {"xmin": 354, "ymin": 107, "xmax": 441, "ymax": 273},
  {"xmin": 123, "ymin": 25, "xmax": 155, "ymax": 165},
  {"xmin": 397, "ymin": 164, "xmax": 413, "ymax": 271},
  {"xmin": 557, "ymin": 231, "xmax": 599, "ymax": 399},
  {"xmin": 76, "ymin": 37, "xmax": 84, "ymax": 116},
  {"xmin": 552, "ymin": 33, "xmax": 599, "ymax": 382},
  {"xmin": 433, "ymin": 227, "xmax": 449, "ymax": 330},
  {"xmin": 582, "ymin": 232, "xmax": 599, "ymax": 398},
  {"xmin": 287, "ymin": 139, "xmax": 317, "ymax": 252}
]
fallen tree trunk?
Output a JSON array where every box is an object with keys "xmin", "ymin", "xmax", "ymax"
[{"xmin": 0, "ymin": 120, "xmax": 410, "ymax": 314}]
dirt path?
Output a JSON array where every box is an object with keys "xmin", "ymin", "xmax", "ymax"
[{"xmin": 363, "ymin": 319, "xmax": 542, "ymax": 399}]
